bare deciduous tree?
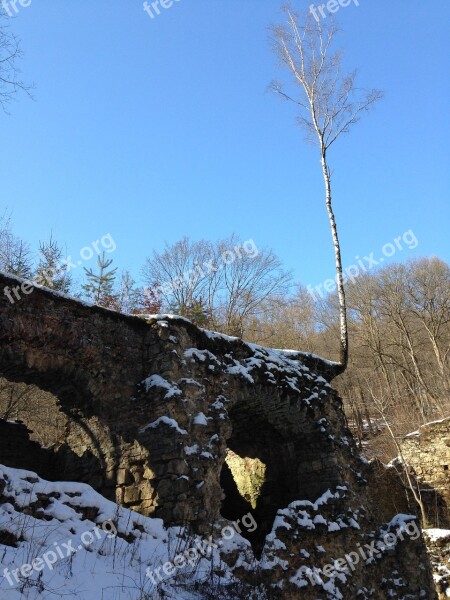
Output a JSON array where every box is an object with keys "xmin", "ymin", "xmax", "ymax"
[
  {"xmin": 0, "ymin": 8, "xmax": 33, "ymax": 112},
  {"xmin": 271, "ymin": 6, "xmax": 382, "ymax": 370},
  {"xmin": 219, "ymin": 243, "xmax": 292, "ymax": 337},
  {"xmin": 404, "ymin": 258, "xmax": 450, "ymax": 393},
  {"xmin": 142, "ymin": 236, "xmax": 220, "ymax": 313},
  {"xmin": 142, "ymin": 236, "xmax": 291, "ymax": 337}
]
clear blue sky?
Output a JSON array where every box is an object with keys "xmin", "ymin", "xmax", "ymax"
[{"xmin": 1, "ymin": 0, "xmax": 449, "ymax": 291}]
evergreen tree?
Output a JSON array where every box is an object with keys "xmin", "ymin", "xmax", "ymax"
[
  {"xmin": 4, "ymin": 240, "xmax": 33, "ymax": 279},
  {"xmin": 35, "ymin": 236, "xmax": 71, "ymax": 293},
  {"xmin": 82, "ymin": 252, "xmax": 118, "ymax": 307}
]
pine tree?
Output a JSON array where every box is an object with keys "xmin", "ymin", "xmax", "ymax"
[
  {"xmin": 82, "ymin": 252, "xmax": 118, "ymax": 307},
  {"xmin": 35, "ymin": 236, "xmax": 71, "ymax": 293},
  {"xmin": 5, "ymin": 240, "xmax": 33, "ymax": 279}
]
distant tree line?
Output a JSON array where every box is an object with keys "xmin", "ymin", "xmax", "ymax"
[{"xmin": 1, "ymin": 214, "xmax": 449, "ymax": 455}]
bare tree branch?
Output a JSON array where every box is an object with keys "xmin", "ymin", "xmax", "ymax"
[{"xmin": 0, "ymin": 9, "xmax": 34, "ymax": 113}]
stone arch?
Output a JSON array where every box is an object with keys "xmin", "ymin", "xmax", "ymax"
[{"xmin": 220, "ymin": 392, "xmax": 342, "ymax": 554}]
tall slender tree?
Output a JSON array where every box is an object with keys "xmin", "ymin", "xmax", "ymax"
[{"xmin": 271, "ymin": 7, "xmax": 382, "ymax": 370}]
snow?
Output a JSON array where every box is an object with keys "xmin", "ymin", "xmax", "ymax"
[
  {"xmin": 200, "ymin": 329, "xmax": 339, "ymax": 375},
  {"xmin": 201, "ymin": 329, "xmax": 239, "ymax": 343},
  {"xmin": 423, "ymin": 528, "xmax": 450, "ymax": 542},
  {"xmin": 144, "ymin": 313, "xmax": 192, "ymax": 324},
  {"xmin": 405, "ymin": 416, "xmax": 450, "ymax": 438},
  {"xmin": 386, "ymin": 514, "xmax": 417, "ymax": 529},
  {"xmin": 225, "ymin": 363, "xmax": 255, "ymax": 383},
  {"xmin": 139, "ymin": 416, "xmax": 188, "ymax": 435},
  {"xmin": 193, "ymin": 412, "xmax": 209, "ymax": 426},
  {"xmin": 184, "ymin": 348, "xmax": 219, "ymax": 364},
  {"xmin": 404, "ymin": 430, "xmax": 420, "ymax": 438},
  {"xmin": 143, "ymin": 374, "xmax": 182, "ymax": 399},
  {"xmin": 181, "ymin": 336, "xmax": 334, "ymax": 411},
  {"xmin": 0, "ymin": 465, "xmax": 257, "ymax": 600}
]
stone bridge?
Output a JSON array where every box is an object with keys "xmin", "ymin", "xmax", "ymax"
[
  {"xmin": 0, "ymin": 272, "xmax": 441, "ymax": 598},
  {"xmin": 0, "ymin": 271, "xmax": 351, "ymax": 545}
]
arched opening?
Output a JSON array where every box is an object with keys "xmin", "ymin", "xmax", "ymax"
[
  {"xmin": 0, "ymin": 376, "xmax": 112, "ymax": 498},
  {"xmin": 220, "ymin": 405, "xmax": 296, "ymax": 556},
  {"xmin": 0, "ymin": 376, "xmax": 67, "ymax": 446},
  {"xmin": 220, "ymin": 399, "xmax": 340, "ymax": 556}
]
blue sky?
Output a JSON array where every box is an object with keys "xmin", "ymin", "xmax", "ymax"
[{"xmin": 1, "ymin": 0, "xmax": 449, "ymax": 291}]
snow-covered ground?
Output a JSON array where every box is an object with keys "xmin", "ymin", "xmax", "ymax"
[
  {"xmin": 0, "ymin": 464, "xmax": 255, "ymax": 600},
  {"xmin": 423, "ymin": 529, "xmax": 450, "ymax": 598}
]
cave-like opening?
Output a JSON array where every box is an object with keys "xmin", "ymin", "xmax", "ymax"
[
  {"xmin": 220, "ymin": 398, "xmax": 340, "ymax": 556},
  {"xmin": 220, "ymin": 405, "xmax": 296, "ymax": 557}
]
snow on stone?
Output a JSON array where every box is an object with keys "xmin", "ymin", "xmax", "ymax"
[
  {"xmin": 143, "ymin": 374, "xmax": 182, "ymax": 399},
  {"xmin": 201, "ymin": 329, "xmax": 239, "ymax": 342},
  {"xmin": 405, "ymin": 416, "xmax": 450, "ymax": 438},
  {"xmin": 140, "ymin": 415, "xmax": 188, "ymax": 435},
  {"xmin": 184, "ymin": 443, "xmax": 200, "ymax": 455},
  {"xmin": 225, "ymin": 362, "xmax": 255, "ymax": 383},
  {"xmin": 193, "ymin": 412, "xmax": 209, "ymax": 426},
  {"xmin": 184, "ymin": 348, "xmax": 219, "ymax": 364},
  {"xmin": 313, "ymin": 514, "xmax": 328, "ymax": 525},
  {"xmin": 423, "ymin": 528, "xmax": 450, "ymax": 542},
  {"xmin": 200, "ymin": 451, "xmax": 214, "ymax": 459}
]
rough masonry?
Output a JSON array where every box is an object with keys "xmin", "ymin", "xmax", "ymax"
[
  {"xmin": 0, "ymin": 271, "xmax": 439, "ymax": 598},
  {"xmin": 403, "ymin": 417, "xmax": 450, "ymax": 527}
]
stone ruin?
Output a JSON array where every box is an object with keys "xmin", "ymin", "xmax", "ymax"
[
  {"xmin": 402, "ymin": 418, "xmax": 450, "ymax": 528},
  {"xmin": 0, "ymin": 271, "xmax": 442, "ymax": 598}
]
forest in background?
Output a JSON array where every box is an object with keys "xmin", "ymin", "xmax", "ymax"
[{"xmin": 1, "ymin": 214, "xmax": 449, "ymax": 462}]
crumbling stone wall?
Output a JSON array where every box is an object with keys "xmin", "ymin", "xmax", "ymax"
[
  {"xmin": 402, "ymin": 417, "xmax": 450, "ymax": 526},
  {"xmin": 0, "ymin": 272, "xmax": 439, "ymax": 598},
  {"xmin": 0, "ymin": 271, "xmax": 349, "ymax": 538}
]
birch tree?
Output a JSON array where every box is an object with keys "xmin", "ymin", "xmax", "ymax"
[{"xmin": 271, "ymin": 6, "xmax": 382, "ymax": 370}]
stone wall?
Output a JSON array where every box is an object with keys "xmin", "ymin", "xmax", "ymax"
[
  {"xmin": 402, "ymin": 417, "xmax": 450, "ymax": 526},
  {"xmin": 0, "ymin": 271, "xmax": 349, "ymax": 538},
  {"xmin": 0, "ymin": 272, "xmax": 439, "ymax": 598}
]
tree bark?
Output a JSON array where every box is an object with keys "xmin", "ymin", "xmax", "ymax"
[{"xmin": 321, "ymin": 150, "xmax": 348, "ymax": 369}]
